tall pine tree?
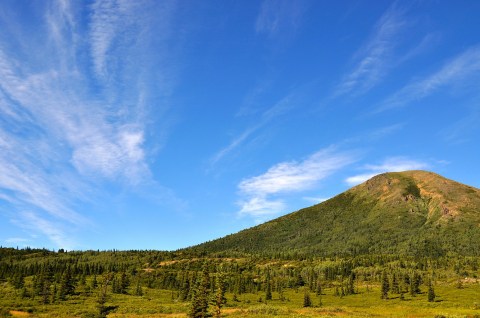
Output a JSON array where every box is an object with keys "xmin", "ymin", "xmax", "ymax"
[
  {"xmin": 381, "ymin": 271, "xmax": 389, "ymax": 300},
  {"xmin": 189, "ymin": 265, "xmax": 211, "ymax": 318},
  {"xmin": 213, "ymin": 273, "xmax": 227, "ymax": 318}
]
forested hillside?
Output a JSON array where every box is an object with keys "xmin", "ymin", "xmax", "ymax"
[{"xmin": 188, "ymin": 171, "xmax": 480, "ymax": 257}]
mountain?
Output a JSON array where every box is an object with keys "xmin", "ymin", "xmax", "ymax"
[{"xmin": 188, "ymin": 171, "xmax": 480, "ymax": 257}]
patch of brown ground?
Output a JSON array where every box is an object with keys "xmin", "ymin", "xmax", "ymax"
[{"xmin": 9, "ymin": 311, "xmax": 30, "ymax": 317}]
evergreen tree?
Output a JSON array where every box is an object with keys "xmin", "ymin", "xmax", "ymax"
[
  {"xmin": 180, "ymin": 275, "xmax": 191, "ymax": 301},
  {"xmin": 316, "ymin": 277, "xmax": 322, "ymax": 296},
  {"xmin": 41, "ymin": 279, "xmax": 51, "ymax": 304},
  {"xmin": 97, "ymin": 273, "xmax": 113, "ymax": 318},
  {"xmin": 303, "ymin": 290, "xmax": 312, "ymax": 307},
  {"xmin": 213, "ymin": 274, "xmax": 226, "ymax": 318},
  {"xmin": 58, "ymin": 267, "xmax": 76, "ymax": 300},
  {"xmin": 135, "ymin": 279, "xmax": 143, "ymax": 296},
  {"xmin": 265, "ymin": 270, "xmax": 272, "ymax": 301},
  {"xmin": 20, "ymin": 287, "xmax": 28, "ymax": 299},
  {"xmin": 79, "ymin": 274, "xmax": 87, "ymax": 286},
  {"xmin": 410, "ymin": 272, "xmax": 421, "ymax": 295},
  {"xmin": 119, "ymin": 272, "xmax": 129, "ymax": 294},
  {"xmin": 11, "ymin": 273, "xmax": 25, "ymax": 289},
  {"xmin": 189, "ymin": 265, "xmax": 211, "ymax": 318},
  {"xmin": 391, "ymin": 272, "xmax": 399, "ymax": 294},
  {"xmin": 91, "ymin": 275, "xmax": 98, "ymax": 290},
  {"xmin": 381, "ymin": 271, "xmax": 389, "ymax": 300},
  {"xmin": 112, "ymin": 276, "xmax": 118, "ymax": 294},
  {"xmin": 51, "ymin": 283, "xmax": 57, "ymax": 303},
  {"xmin": 346, "ymin": 273, "xmax": 355, "ymax": 295},
  {"xmin": 427, "ymin": 281, "xmax": 435, "ymax": 302},
  {"xmin": 296, "ymin": 272, "xmax": 305, "ymax": 287},
  {"xmin": 334, "ymin": 286, "xmax": 339, "ymax": 297}
]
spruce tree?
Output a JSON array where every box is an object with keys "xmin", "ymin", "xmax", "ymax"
[
  {"xmin": 180, "ymin": 275, "xmax": 191, "ymax": 301},
  {"xmin": 91, "ymin": 275, "xmax": 98, "ymax": 290},
  {"xmin": 97, "ymin": 273, "xmax": 113, "ymax": 318},
  {"xmin": 213, "ymin": 273, "xmax": 226, "ymax": 318},
  {"xmin": 189, "ymin": 265, "xmax": 211, "ymax": 318},
  {"xmin": 11, "ymin": 273, "xmax": 25, "ymax": 289},
  {"xmin": 119, "ymin": 272, "xmax": 129, "ymax": 294},
  {"xmin": 265, "ymin": 270, "xmax": 272, "ymax": 301},
  {"xmin": 410, "ymin": 272, "xmax": 421, "ymax": 295},
  {"xmin": 346, "ymin": 273, "xmax": 355, "ymax": 295},
  {"xmin": 58, "ymin": 267, "xmax": 76, "ymax": 300},
  {"xmin": 391, "ymin": 272, "xmax": 399, "ymax": 294},
  {"xmin": 427, "ymin": 281, "xmax": 435, "ymax": 302},
  {"xmin": 303, "ymin": 290, "xmax": 312, "ymax": 307},
  {"xmin": 316, "ymin": 277, "xmax": 322, "ymax": 296},
  {"xmin": 381, "ymin": 271, "xmax": 389, "ymax": 300},
  {"xmin": 135, "ymin": 279, "xmax": 143, "ymax": 296}
]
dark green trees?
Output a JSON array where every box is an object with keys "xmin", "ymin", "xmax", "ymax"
[
  {"xmin": 213, "ymin": 273, "xmax": 227, "ymax": 318},
  {"xmin": 58, "ymin": 266, "xmax": 76, "ymax": 300},
  {"xmin": 97, "ymin": 273, "xmax": 113, "ymax": 318},
  {"xmin": 381, "ymin": 271, "xmax": 389, "ymax": 300},
  {"xmin": 189, "ymin": 266, "xmax": 211, "ymax": 318},
  {"xmin": 427, "ymin": 280, "xmax": 435, "ymax": 302},
  {"xmin": 10, "ymin": 272, "xmax": 25, "ymax": 289},
  {"xmin": 303, "ymin": 290, "xmax": 312, "ymax": 307},
  {"xmin": 265, "ymin": 270, "xmax": 272, "ymax": 301},
  {"xmin": 180, "ymin": 274, "xmax": 191, "ymax": 301},
  {"xmin": 134, "ymin": 279, "xmax": 143, "ymax": 296},
  {"xmin": 410, "ymin": 272, "xmax": 421, "ymax": 296}
]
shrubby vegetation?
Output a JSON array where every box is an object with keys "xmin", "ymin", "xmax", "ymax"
[{"xmin": 1, "ymin": 247, "xmax": 480, "ymax": 317}]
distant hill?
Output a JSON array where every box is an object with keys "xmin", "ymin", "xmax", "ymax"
[{"xmin": 187, "ymin": 171, "xmax": 480, "ymax": 257}]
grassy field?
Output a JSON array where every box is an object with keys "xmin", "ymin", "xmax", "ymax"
[{"xmin": 2, "ymin": 281, "xmax": 480, "ymax": 318}]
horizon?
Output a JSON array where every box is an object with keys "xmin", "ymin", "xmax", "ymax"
[
  {"xmin": 1, "ymin": 167, "xmax": 476, "ymax": 253},
  {"xmin": 1, "ymin": 1, "xmax": 479, "ymax": 251}
]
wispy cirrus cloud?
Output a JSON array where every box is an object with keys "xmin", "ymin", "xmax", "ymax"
[
  {"xmin": 15, "ymin": 211, "xmax": 77, "ymax": 250},
  {"xmin": 441, "ymin": 103, "xmax": 480, "ymax": 144},
  {"xmin": 345, "ymin": 157, "xmax": 430, "ymax": 186},
  {"xmin": 210, "ymin": 92, "xmax": 299, "ymax": 167},
  {"xmin": 377, "ymin": 46, "xmax": 480, "ymax": 112},
  {"xmin": 237, "ymin": 146, "xmax": 358, "ymax": 220},
  {"xmin": 255, "ymin": 0, "xmax": 307, "ymax": 37},
  {"xmin": 4, "ymin": 237, "xmax": 30, "ymax": 245},
  {"xmin": 0, "ymin": 0, "xmax": 179, "ymax": 248},
  {"xmin": 334, "ymin": 5, "xmax": 406, "ymax": 97}
]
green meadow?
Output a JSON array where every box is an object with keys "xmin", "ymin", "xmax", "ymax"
[
  {"xmin": 1, "ymin": 248, "xmax": 480, "ymax": 318},
  {"xmin": 2, "ymin": 281, "xmax": 480, "ymax": 317}
]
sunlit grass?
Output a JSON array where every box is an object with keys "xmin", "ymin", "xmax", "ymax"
[{"xmin": 2, "ymin": 281, "xmax": 480, "ymax": 317}]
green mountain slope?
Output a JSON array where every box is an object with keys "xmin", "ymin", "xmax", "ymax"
[{"xmin": 188, "ymin": 171, "xmax": 480, "ymax": 257}]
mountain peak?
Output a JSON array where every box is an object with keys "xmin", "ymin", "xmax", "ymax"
[
  {"xmin": 351, "ymin": 170, "xmax": 480, "ymax": 220},
  {"xmin": 188, "ymin": 171, "xmax": 480, "ymax": 257}
]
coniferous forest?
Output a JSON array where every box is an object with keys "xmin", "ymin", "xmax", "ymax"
[
  {"xmin": 2, "ymin": 172, "xmax": 480, "ymax": 317},
  {"xmin": 1, "ymin": 247, "xmax": 480, "ymax": 317}
]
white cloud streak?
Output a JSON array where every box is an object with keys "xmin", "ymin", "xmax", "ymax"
[
  {"xmin": 0, "ymin": 0, "xmax": 177, "ymax": 248},
  {"xmin": 335, "ymin": 5, "xmax": 406, "ymax": 97},
  {"xmin": 238, "ymin": 146, "xmax": 358, "ymax": 219},
  {"xmin": 210, "ymin": 92, "xmax": 301, "ymax": 167},
  {"xmin": 90, "ymin": 0, "xmax": 121, "ymax": 79},
  {"xmin": 17, "ymin": 211, "xmax": 76, "ymax": 250},
  {"xmin": 4, "ymin": 237, "xmax": 30, "ymax": 245},
  {"xmin": 255, "ymin": 0, "xmax": 306, "ymax": 37},
  {"xmin": 345, "ymin": 157, "xmax": 430, "ymax": 186},
  {"xmin": 377, "ymin": 46, "xmax": 480, "ymax": 112}
]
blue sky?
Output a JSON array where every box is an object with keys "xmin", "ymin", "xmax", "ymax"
[{"xmin": 1, "ymin": 0, "xmax": 479, "ymax": 251}]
